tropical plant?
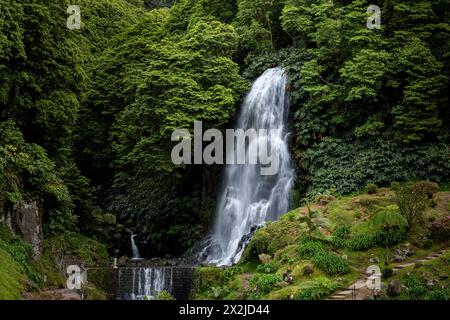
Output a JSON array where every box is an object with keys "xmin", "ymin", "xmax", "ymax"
[
  {"xmin": 370, "ymin": 205, "xmax": 408, "ymax": 264},
  {"xmin": 311, "ymin": 251, "xmax": 350, "ymax": 276},
  {"xmin": 369, "ymin": 205, "xmax": 408, "ymax": 231},
  {"xmin": 249, "ymin": 273, "xmax": 282, "ymax": 294}
]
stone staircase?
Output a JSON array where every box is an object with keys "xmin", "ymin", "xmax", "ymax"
[{"xmin": 327, "ymin": 249, "xmax": 447, "ymax": 300}]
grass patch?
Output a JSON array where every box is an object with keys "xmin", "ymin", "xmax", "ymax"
[{"xmin": 0, "ymin": 248, "xmax": 26, "ymax": 299}]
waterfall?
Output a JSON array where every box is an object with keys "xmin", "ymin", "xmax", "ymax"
[
  {"xmin": 203, "ymin": 67, "xmax": 295, "ymax": 266},
  {"xmin": 118, "ymin": 267, "xmax": 174, "ymax": 300},
  {"xmin": 130, "ymin": 234, "xmax": 141, "ymax": 260}
]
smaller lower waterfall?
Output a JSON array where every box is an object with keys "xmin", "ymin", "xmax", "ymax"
[
  {"xmin": 118, "ymin": 267, "xmax": 173, "ymax": 300},
  {"xmin": 130, "ymin": 235, "xmax": 142, "ymax": 260}
]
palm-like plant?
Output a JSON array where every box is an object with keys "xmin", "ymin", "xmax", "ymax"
[
  {"xmin": 370, "ymin": 205, "xmax": 408, "ymax": 231},
  {"xmin": 370, "ymin": 205, "xmax": 408, "ymax": 265},
  {"xmin": 299, "ymin": 205, "xmax": 328, "ymax": 239}
]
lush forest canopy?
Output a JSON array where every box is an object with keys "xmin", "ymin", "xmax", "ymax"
[{"xmin": 1, "ymin": 0, "xmax": 449, "ymax": 256}]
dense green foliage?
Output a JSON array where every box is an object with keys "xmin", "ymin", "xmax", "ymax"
[{"xmin": 1, "ymin": 0, "xmax": 449, "ymax": 258}]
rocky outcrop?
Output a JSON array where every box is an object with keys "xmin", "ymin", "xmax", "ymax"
[{"xmin": 9, "ymin": 201, "xmax": 43, "ymax": 260}]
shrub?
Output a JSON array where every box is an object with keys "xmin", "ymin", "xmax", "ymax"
[
  {"xmin": 331, "ymin": 225, "xmax": 351, "ymax": 249},
  {"xmin": 295, "ymin": 277, "xmax": 339, "ymax": 300},
  {"xmin": 382, "ymin": 267, "xmax": 393, "ymax": 279},
  {"xmin": 402, "ymin": 276, "xmax": 428, "ymax": 299},
  {"xmin": 249, "ymin": 273, "xmax": 282, "ymax": 294},
  {"xmin": 0, "ymin": 224, "xmax": 14, "ymax": 243},
  {"xmin": 331, "ymin": 236, "xmax": 347, "ymax": 249},
  {"xmin": 3, "ymin": 238, "xmax": 43, "ymax": 287},
  {"xmin": 302, "ymin": 138, "xmax": 450, "ymax": 196},
  {"xmin": 429, "ymin": 216, "xmax": 450, "ymax": 241},
  {"xmin": 412, "ymin": 181, "xmax": 439, "ymax": 199},
  {"xmin": 333, "ymin": 225, "xmax": 351, "ymax": 239},
  {"xmin": 426, "ymin": 288, "xmax": 450, "ymax": 300},
  {"xmin": 155, "ymin": 290, "xmax": 176, "ymax": 300},
  {"xmin": 298, "ymin": 239, "xmax": 326, "ymax": 258},
  {"xmin": 372, "ymin": 229, "xmax": 407, "ymax": 248},
  {"xmin": 256, "ymin": 261, "xmax": 278, "ymax": 274},
  {"xmin": 396, "ymin": 184, "xmax": 428, "ymax": 228},
  {"xmin": 390, "ymin": 181, "xmax": 401, "ymax": 190},
  {"xmin": 346, "ymin": 233, "xmax": 376, "ymax": 251},
  {"xmin": 45, "ymin": 233, "xmax": 108, "ymax": 265},
  {"xmin": 366, "ymin": 183, "xmax": 378, "ymax": 195},
  {"xmin": 195, "ymin": 267, "xmax": 227, "ymax": 290},
  {"xmin": 311, "ymin": 251, "xmax": 350, "ymax": 276}
]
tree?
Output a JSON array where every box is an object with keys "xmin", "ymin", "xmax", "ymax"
[
  {"xmin": 396, "ymin": 185, "xmax": 429, "ymax": 228},
  {"xmin": 299, "ymin": 205, "xmax": 328, "ymax": 239}
]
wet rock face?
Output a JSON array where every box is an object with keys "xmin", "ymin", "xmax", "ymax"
[{"xmin": 11, "ymin": 201, "xmax": 43, "ymax": 259}]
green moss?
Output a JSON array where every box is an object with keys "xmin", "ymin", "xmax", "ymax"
[
  {"xmin": 241, "ymin": 220, "xmax": 305, "ymax": 262},
  {"xmin": 154, "ymin": 290, "xmax": 176, "ymax": 300},
  {"xmin": 84, "ymin": 285, "xmax": 108, "ymax": 300},
  {"xmin": 195, "ymin": 266, "xmax": 226, "ymax": 288},
  {"xmin": 0, "ymin": 224, "xmax": 14, "ymax": 243},
  {"xmin": 0, "ymin": 248, "xmax": 26, "ymax": 299},
  {"xmin": 295, "ymin": 277, "xmax": 340, "ymax": 300},
  {"xmin": 273, "ymin": 245, "xmax": 301, "ymax": 265},
  {"xmin": 45, "ymin": 233, "xmax": 108, "ymax": 266},
  {"xmin": 249, "ymin": 273, "xmax": 282, "ymax": 295},
  {"xmin": 265, "ymin": 286, "xmax": 297, "ymax": 300},
  {"xmin": 31, "ymin": 253, "xmax": 65, "ymax": 289}
]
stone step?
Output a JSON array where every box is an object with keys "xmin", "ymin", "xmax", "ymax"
[
  {"xmin": 336, "ymin": 290, "xmax": 353, "ymax": 295},
  {"xmin": 417, "ymin": 259, "xmax": 428, "ymax": 263},
  {"xmin": 348, "ymin": 280, "xmax": 367, "ymax": 290},
  {"xmin": 394, "ymin": 262, "xmax": 415, "ymax": 269},
  {"xmin": 330, "ymin": 295, "xmax": 347, "ymax": 300}
]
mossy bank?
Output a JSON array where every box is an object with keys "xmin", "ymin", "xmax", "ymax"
[{"xmin": 192, "ymin": 183, "xmax": 450, "ymax": 300}]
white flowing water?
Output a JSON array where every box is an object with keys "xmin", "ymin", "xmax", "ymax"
[
  {"xmin": 204, "ymin": 67, "xmax": 295, "ymax": 266},
  {"xmin": 130, "ymin": 235, "xmax": 141, "ymax": 260},
  {"xmin": 119, "ymin": 267, "xmax": 174, "ymax": 300}
]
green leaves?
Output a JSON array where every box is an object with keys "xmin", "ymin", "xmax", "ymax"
[
  {"xmin": 370, "ymin": 205, "xmax": 408, "ymax": 231},
  {"xmin": 0, "ymin": 121, "xmax": 76, "ymax": 235},
  {"xmin": 303, "ymin": 138, "xmax": 450, "ymax": 196}
]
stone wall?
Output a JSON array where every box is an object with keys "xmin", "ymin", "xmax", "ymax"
[{"xmin": 111, "ymin": 266, "xmax": 195, "ymax": 300}]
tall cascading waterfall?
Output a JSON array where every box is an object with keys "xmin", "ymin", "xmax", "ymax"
[{"xmin": 202, "ymin": 67, "xmax": 295, "ymax": 266}]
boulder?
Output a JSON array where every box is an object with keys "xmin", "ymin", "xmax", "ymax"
[
  {"xmin": 317, "ymin": 195, "xmax": 336, "ymax": 206},
  {"xmin": 369, "ymin": 257, "xmax": 380, "ymax": 264},
  {"xmin": 387, "ymin": 280, "xmax": 402, "ymax": 297},
  {"xmin": 284, "ymin": 274, "xmax": 294, "ymax": 284},
  {"xmin": 258, "ymin": 253, "xmax": 272, "ymax": 264},
  {"xmin": 302, "ymin": 264, "xmax": 314, "ymax": 275},
  {"xmin": 426, "ymin": 279, "xmax": 435, "ymax": 290},
  {"xmin": 10, "ymin": 200, "xmax": 43, "ymax": 260}
]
